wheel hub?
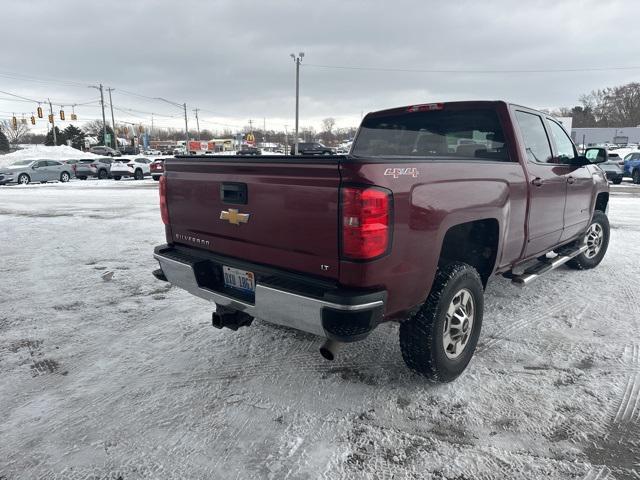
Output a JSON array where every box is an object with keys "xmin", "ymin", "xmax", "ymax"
[
  {"xmin": 585, "ymin": 222, "xmax": 604, "ymax": 259},
  {"xmin": 443, "ymin": 288, "xmax": 475, "ymax": 359}
]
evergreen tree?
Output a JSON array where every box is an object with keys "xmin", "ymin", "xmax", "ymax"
[
  {"xmin": 44, "ymin": 127, "xmax": 66, "ymax": 146},
  {"xmin": 0, "ymin": 126, "xmax": 9, "ymax": 152},
  {"xmin": 97, "ymin": 125, "xmax": 115, "ymax": 146},
  {"xmin": 63, "ymin": 124, "xmax": 85, "ymax": 150}
]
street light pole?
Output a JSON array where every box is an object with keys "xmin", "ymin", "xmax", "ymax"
[{"xmin": 290, "ymin": 52, "xmax": 304, "ymax": 155}]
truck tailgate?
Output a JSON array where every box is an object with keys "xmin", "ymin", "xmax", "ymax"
[{"xmin": 165, "ymin": 157, "xmax": 342, "ymax": 280}]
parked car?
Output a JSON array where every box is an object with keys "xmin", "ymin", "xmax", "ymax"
[
  {"xmin": 61, "ymin": 159, "xmax": 81, "ymax": 177},
  {"xmin": 144, "ymin": 149, "xmax": 161, "ymax": 156},
  {"xmin": 623, "ymin": 151, "xmax": 640, "ymax": 184},
  {"xmin": 289, "ymin": 142, "xmax": 334, "ymax": 155},
  {"xmin": 0, "ymin": 159, "xmax": 72, "ymax": 185},
  {"xmin": 153, "ymin": 100, "xmax": 610, "ymax": 383},
  {"xmin": 150, "ymin": 158, "xmax": 166, "ymax": 181},
  {"xmin": 75, "ymin": 158, "xmax": 113, "ymax": 180},
  {"xmin": 236, "ymin": 146, "xmax": 261, "ymax": 156},
  {"xmin": 119, "ymin": 146, "xmax": 140, "ymax": 155},
  {"xmin": 110, "ymin": 157, "xmax": 152, "ymax": 180},
  {"xmin": 599, "ymin": 155, "xmax": 624, "ymax": 184},
  {"xmin": 90, "ymin": 145, "xmax": 121, "ymax": 157}
]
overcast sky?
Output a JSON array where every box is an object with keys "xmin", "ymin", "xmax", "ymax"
[{"xmin": 2, "ymin": 0, "xmax": 639, "ymax": 134}]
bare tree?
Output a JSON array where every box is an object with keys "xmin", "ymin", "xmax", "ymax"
[
  {"xmin": 0, "ymin": 119, "xmax": 30, "ymax": 145},
  {"xmin": 321, "ymin": 117, "xmax": 336, "ymax": 134}
]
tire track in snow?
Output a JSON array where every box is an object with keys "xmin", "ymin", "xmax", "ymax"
[
  {"xmin": 477, "ymin": 300, "xmax": 570, "ymax": 354},
  {"xmin": 613, "ymin": 343, "xmax": 640, "ymax": 424},
  {"xmin": 581, "ymin": 466, "xmax": 611, "ymax": 480}
]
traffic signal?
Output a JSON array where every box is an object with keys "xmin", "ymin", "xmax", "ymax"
[
  {"xmin": 12, "ymin": 116, "xmax": 17, "ymax": 129},
  {"xmin": 48, "ymin": 114, "xmax": 53, "ymax": 124},
  {"xmin": 70, "ymin": 113, "xmax": 77, "ymax": 121},
  {"xmin": 21, "ymin": 117, "xmax": 27, "ymax": 125},
  {"xmin": 59, "ymin": 110, "xmax": 65, "ymax": 121},
  {"xmin": 30, "ymin": 116, "xmax": 36, "ymax": 125},
  {"xmin": 37, "ymin": 106, "xmax": 43, "ymax": 118}
]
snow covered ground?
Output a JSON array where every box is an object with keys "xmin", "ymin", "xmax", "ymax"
[{"xmin": 0, "ymin": 180, "xmax": 639, "ymax": 479}]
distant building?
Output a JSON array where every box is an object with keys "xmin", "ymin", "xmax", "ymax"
[{"xmin": 571, "ymin": 127, "xmax": 640, "ymax": 146}]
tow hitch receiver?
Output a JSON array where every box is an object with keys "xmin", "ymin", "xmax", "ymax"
[{"xmin": 211, "ymin": 305, "xmax": 254, "ymax": 331}]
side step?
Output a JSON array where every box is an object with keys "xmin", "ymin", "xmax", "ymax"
[{"xmin": 510, "ymin": 245, "xmax": 587, "ymax": 287}]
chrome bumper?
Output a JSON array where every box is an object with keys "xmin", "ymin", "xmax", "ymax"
[{"xmin": 154, "ymin": 252, "xmax": 384, "ymax": 338}]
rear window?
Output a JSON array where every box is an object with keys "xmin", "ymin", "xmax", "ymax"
[{"xmin": 352, "ymin": 108, "xmax": 510, "ymax": 161}]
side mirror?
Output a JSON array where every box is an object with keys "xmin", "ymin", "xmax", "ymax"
[
  {"xmin": 31, "ymin": 165, "xmax": 38, "ymax": 169},
  {"xmin": 584, "ymin": 147, "xmax": 608, "ymax": 164}
]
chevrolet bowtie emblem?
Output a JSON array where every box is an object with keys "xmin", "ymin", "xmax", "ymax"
[{"xmin": 220, "ymin": 208, "xmax": 250, "ymax": 225}]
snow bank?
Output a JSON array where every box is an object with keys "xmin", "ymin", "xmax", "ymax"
[{"xmin": 0, "ymin": 145, "xmax": 100, "ymax": 167}]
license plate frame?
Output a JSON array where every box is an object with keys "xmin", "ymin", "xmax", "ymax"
[{"xmin": 222, "ymin": 265, "xmax": 255, "ymax": 293}]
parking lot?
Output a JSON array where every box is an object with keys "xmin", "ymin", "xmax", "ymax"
[{"xmin": 1, "ymin": 179, "xmax": 639, "ymax": 479}]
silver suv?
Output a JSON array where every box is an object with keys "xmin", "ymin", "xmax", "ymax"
[
  {"xmin": 74, "ymin": 158, "xmax": 113, "ymax": 180},
  {"xmin": 89, "ymin": 145, "xmax": 121, "ymax": 157}
]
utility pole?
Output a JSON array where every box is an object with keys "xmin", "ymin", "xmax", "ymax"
[
  {"xmin": 48, "ymin": 98, "xmax": 56, "ymax": 145},
  {"xmin": 89, "ymin": 84, "xmax": 108, "ymax": 146},
  {"xmin": 193, "ymin": 108, "xmax": 200, "ymax": 140},
  {"xmin": 290, "ymin": 52, "xmax": 304, "ymax": 155},
  {"xmin": 183, "ymin": 103, "xmax": 189, "ymax": 150},
  {"xmin": 151, "ymin": 114, "xmax": 154, "ymax": 140},
  {"xmin": 107, "ymin": 87, "xmax": 116, "ymax": 149},
  {"xmin": 263, "ymin": 117, "xmax": 266, "ymax": 145}
]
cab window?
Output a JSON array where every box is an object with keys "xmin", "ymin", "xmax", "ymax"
[{"xmin": 515, "ymin": 111, "xmax": 553, "ymax": 164}]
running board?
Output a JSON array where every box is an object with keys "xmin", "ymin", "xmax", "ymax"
[{"xmin": 511, "ymin": 245, "xmax": 588, "ymax": 287}]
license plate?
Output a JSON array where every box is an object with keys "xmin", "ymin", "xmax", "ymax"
[{"xmin": 223, "ymin": 266, "xmax": 255, "ymax": 293}]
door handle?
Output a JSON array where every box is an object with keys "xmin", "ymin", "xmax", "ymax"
[
  {"xmin": 531, "ymin": 177, "xmax": 543, "ymax": 187},
  {"xmin": 566, "ymin": 176, "xmax": 576, "ymax": 184}
]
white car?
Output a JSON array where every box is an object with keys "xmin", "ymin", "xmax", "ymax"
[
  {"xmin": 144, "ymin": 149, "xmax": 161, "ymax": 156},
  {"xmin": 110, "ymin": 157, "xmax": 152, "ymax": 180}
]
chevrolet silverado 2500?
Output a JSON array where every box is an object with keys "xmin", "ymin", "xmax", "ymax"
[{"xmin": 152, "ymin": 101, "xmax": 610, "ymax": 382}]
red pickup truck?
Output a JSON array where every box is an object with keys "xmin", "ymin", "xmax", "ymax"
[{"xmin": 153, "ymin": 101, "xmax": 610, "ymax": 382}]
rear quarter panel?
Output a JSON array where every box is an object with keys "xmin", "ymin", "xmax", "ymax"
[{"xmin": 339, "ymin": 159, "xmax": 528, "ymax": 318}]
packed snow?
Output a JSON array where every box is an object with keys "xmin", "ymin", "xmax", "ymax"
[
  {"xmin": 0, "ymin": 180, "xmax": 639, "ymax": 479},
  {"xmin": 0, "ymin": 144, "xmax": 101, "ymax": 168}
]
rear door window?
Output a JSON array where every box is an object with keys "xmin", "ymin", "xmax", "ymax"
[
  {"xmin": 546, "ymin": 119, "xmax": 576, "ymax": 163},
  {"xmin": 515, "ymin": 111, "xmax": 553, "ymax": 164},
  {"xmin": 352, "ymin": 107, "xmax": 510, "ymax": 161}
]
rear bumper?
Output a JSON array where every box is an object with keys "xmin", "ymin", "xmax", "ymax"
[{"xmin": 153, "ymin": 244, "xmax": 386, "ymax": 341}]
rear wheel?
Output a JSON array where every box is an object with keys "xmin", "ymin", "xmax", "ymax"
[
  {"xmin": 79, "ymin": 176, "xmax": 87, "ymax": 180},
  {"xmin": 134, "ymin": 169, "xmax": 143, "ymax": 180},
  {"xmin": 18, "ymin": 173, "xmax": 30, "ymax": 185},
  {"xmin": 60, "ymin": 172, "xmax": 70, "ymax": 183},
  {"xmin": 113, "ymin": 176, "xmax": 121, "ymax": 181},
  {"xmin": 399, "ymin": 262, "xmax": 483, "ymax": 382},
  {"xmin": 98, "ymin": 169, "xmax": 108, "ymax": 180},
  {"xmin": 567, "ymin": 210, "xmax": 610, "ymax": 270},
  {"xmin": 612, "ymin": 177, "xmax": 623, "ymax": 185},
  {"xmin": 633, "ymin": 169, "xmax": 640, "ymax": 184}
]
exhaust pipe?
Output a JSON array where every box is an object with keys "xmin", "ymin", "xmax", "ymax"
[{"xmin": 319, "ymin": 339, "xmax": 342, "ymax": 361}]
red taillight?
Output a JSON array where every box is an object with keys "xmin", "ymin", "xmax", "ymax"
[
  {"xmin": 159, "ymin": 175, "xmax": 169, "ymax": 225},
  {"xmin": 90, "ymin": 163, "xmax": 97, "ymax": 167},
  {"xmin": 618, "ymin": 161, "xmax": 624, "ymax": 166},
  {"xmin": 128, "ymin": 163, "xmax": 135, "ymax": 167},
  {"xmin": 341, "ymin": 186, "xmax": 391, "ymax": 260}
]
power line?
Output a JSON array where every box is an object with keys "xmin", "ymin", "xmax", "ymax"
[{"xmin": 303, "ymin": 63, "xmax": 640, "ymax": 74}]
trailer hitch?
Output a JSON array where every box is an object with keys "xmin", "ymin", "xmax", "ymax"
[{"xmin": 211, "ymin": 305, "xmax": 254, "ymax": 331}]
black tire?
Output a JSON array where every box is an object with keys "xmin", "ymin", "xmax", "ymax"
[
  {"xmin": 612, "ymin": 177, "xmax": 623, "ymax": 185},
  {"xmin": 566, "ymin": 210, "xmax": 610, "ymax": 270},
  {"xmin": 399, "ymin": 262, "xmax": 484, "ymax": 382},
  {"xmin": 153, "ymin": 176, "xmax": 160, "ymax": 181},
  {"xmin": 134, "ymin": 169, "xmax": 143, "ymax": 180},
  {"xmin": 18, "ymin": 173, "xmax": 30, "ymax": 185},
  {"xmin": 98, "ymin": 169, "xmax": 108, "ymax": 180},
  {"xmin": 633, "ymin": 169, "xmax": 640, "ymax": 184},
  {"xmin": 60, "ymin": 172, "xmax": 70, "ymax": 183},
  {"xmin": 113, "ymin": 176, "xmax": 121, "ymax": 181},
  {"xmin": 79, "ymin": 176, "xmax": 87, "ymax": 180}
]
